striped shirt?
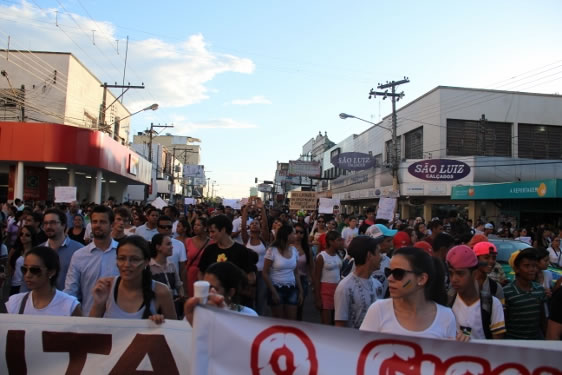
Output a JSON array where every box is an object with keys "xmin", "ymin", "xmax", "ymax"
[{"xmin": 504, "ymin": 280, "xmax": 545, "ymax": 339}]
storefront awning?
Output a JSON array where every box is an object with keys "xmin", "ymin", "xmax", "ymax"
[{"xmin": 451, "ymin": 179, "xmax": 562, "ymax": 200}]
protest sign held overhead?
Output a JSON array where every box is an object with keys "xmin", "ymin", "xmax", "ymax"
[{"xmin": 289, "ymin": 191, "xmax": 317, "ymax": 211}]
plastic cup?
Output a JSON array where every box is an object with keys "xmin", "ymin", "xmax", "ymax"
[{"xmin": 193, "ymin": 280, "xmax": 210, "ymax": 304}]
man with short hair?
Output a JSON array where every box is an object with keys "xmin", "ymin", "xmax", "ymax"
[
  {"xmin": 341, "ymin": 217, "xmax": 358, "ymax": 249},
  {"xmin": 447, "ymin": 245, "xmax": 505, "ymax": 340},
  {"xmin": 111, "ymin": 207, "xmax": 130, "ymax": 241},
  {"xmin": 29, "ymin": 211, "xmax": 47, "ymax": 243},
  {"xmin": 334, "ymin": 236, "xmax": 384, "ymax": 328},
  {"xmin": 135, "ymin": 207, "xmax": 160, "ymax": 241},
  {"xmin": 198, "ymin": 214, "xmax": 257, "ymax": 282},
  {"xmin": 32, "ymin": 208, "xmax": 82, "ymax": 291},
  {"xmin": 423, "ymin": 220, "xmax": 444, "ymax": 246},
  {"xmin": 163, "ymin": 206, "xmax": 179, "ymax": 234},
  {"xmin": 64, "ymin": 205, "xmax": 119, "ymax": 315},
  {"xmin": 484, "ymin": 223, "xmax": 494, "ymax": 237},
  {"xmin": 157, "ymin": 215, "xmax": 187, "ymax": 292},
  {"xmin": 366, "ymin": 224, "xmax": 396, "ymax": 297}
]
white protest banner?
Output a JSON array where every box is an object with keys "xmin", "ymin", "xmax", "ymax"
[
  {"xmin": 184, "ymin": 197, "xmax": 196, "ymax": 205},
  {"xmin": 54, "ymin": 186, "xmax": 77, "ymax": 203},
  {"xmin": 151, "ymin": 196, "xmax": 168, "ymax": 210},
  {"xmin": 376, "ymin": 197, "xmax": 397, "ymax": 221},
  {"xmin": 223, "ymin": 199, "xmax": 242, "ymax": 210},
  {"xmin": 318, "ymin": 198, "xmax": 340, "ymax": 214},
  {"xmin": 289, "ymin": 191, "xmax": 317, "ymax": 211},
  {"xmin": 191, "ymin": 306, "xmax": 561, "ymax": 375},
  {"xmin": 0, "ymin": 315, "xmax": 191, "ymax": 375}
]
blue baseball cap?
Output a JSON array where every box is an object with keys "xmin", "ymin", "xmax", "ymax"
[{"xmin": 375, "ymin": 224, "xmax": 397, "ymax": 237}]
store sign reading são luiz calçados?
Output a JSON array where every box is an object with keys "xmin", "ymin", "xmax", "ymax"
[{"xmin": 408, "ymin": 159, "xmax": 470, "ymax": 181}]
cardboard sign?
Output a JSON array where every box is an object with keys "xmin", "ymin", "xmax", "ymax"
[
  {"xmin": 318, "ymin": 198, "xmax": 340, "ymax": 214},
  {"xmin": 222, "ymin": 199, "xmax": 242, "ymax": 210},
  {"xmin": 289, "ymin": 191, "xmax": 317, "ymax": 211},
  {"xmin": 151, "ymin": 197, "xmax": 168, "ymax": 210},
  {"xmin": 54, "ymin": 186, "xmax": 77, "ymax": 203},
  {"xmin": 184, "ymin": 198, "xmax": 196, "ymax": 205},
  {"xmin": 376, "ymin": 197, "xmax": 396, "ymax": 221}
]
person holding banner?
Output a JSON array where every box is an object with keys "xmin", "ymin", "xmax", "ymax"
[
  {"xmin": 5, "ymin": 246, "xmax": 82, "ymax": 316},
  {"xmin": 263, "ymin": 224, "xmax": 303, "ymax": 320},
  {"xmin": 89, "ymin": 235, "xmax": 177, "ymax": 322},
  {"xmin": 360, "ymin": 247, "xmax": 456, "ymax": 339}
]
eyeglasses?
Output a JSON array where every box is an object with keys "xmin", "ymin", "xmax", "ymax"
[
  {"xmin": 158, "ymin": 225, "xmax": 173, "ymax": 229},
  {"xmin": 384, "ymin": 267, "xmax": 416, "ymax": 281},
  {"xmin": 43, "ymin": 220, "xmax": 61, "ymax": 226},
  {"xmin": 116, "ymin": 256, "xmax": 145, "ymax": 266},
  {"xmin": 20, "ymin": 232, "xmax": 31, "ymax": 237},
  {"xmin": 20, "ymin": 266, "xmax": 43, "ymax": 275}
]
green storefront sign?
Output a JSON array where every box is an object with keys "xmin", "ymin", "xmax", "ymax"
[{"xmin": 451, "ymin": 179, "xmax": 562, "ymax": 200}]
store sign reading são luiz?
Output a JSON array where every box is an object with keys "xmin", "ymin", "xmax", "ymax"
[
  {"xmin": 331, "ymin": 152, "xmax": 375, "ymax": 171},
  {"xmin": 408, "ymin": 159, "xmax": 470, "ymax": 181}
]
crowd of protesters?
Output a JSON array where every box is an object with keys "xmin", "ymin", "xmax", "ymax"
[{"xmin": 1, "ymin": 197, "xmax": 561, "ymax": 342}]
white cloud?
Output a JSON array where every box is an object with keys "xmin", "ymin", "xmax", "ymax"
[
  {"xmin": 173, "ymin": 118, "xmax": 258, "ymax": 134},
  {"xmin": 0, "ymin": 1, "xmax": 255, "ymax": 110},
  {"xmin": 231, "ymin": 96, "xmax": 272, "ymax": 105}
]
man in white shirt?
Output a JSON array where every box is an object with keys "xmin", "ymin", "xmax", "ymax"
[
  {"xmin": 335, "ymin": 236, "xmax": 384, "ymax": 329},
  {"xmin": 157, "ymin": 215, "xmax": 187, "ymax": 294},
  {"xmin": 135, "ymin": 207, "xmax": 160, "ymax": 241},
  {"xmin": 447, "ymin": 245, "xmax": 505, "ymax": 340},
  {"xmin": 341, "ymin": 217, "xmax": 359, "ymax": 249},
  {"xmin": 231, "ymin": 211, "xmax": 252, "ymax": 244}
]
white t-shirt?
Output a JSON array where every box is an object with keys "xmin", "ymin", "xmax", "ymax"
[
  {"xmin": 6, "ymin": 290, "xmax": 79, "ymax": 316},
  {"xmin": 341, "ymin": 227, "xmax": 359, "ymax": 248},
  {"xmin": 372, "ymin": 255, "xmax": 390, "ymax": 297},
  {"xmin": 547, "ymin": 247, "xmax": 562, "ymax": 267},
  {"xmin": 0, "ymin": 243, "xmax": 7, "ymax": 257},
  {"xmin": 360, "ymin": 299, "xmax": 457, "ymax": 339},
  {"xmin": 334, "ymin": 273, "xmax": 383, "ymax": 328},
  {"xmin": 232, "ymin": 217, "xmax": 252, "ymax": 244},
  {"xmin": 318, "ymin": 252, "xmax": 342, "ymax": 283},
  {"xmin": 246, "ymin": 240, "xmax": 267, "ymax": 272},
  {"xmin": 264, "ymin": 246, "xmax": 298, "ymax": 286},
  {"xmin": 167, "ymin": 238, "xmax": 187, "ymax": 268},
  {"xmin": 452, "ymin": 295, "xmax": 505, "ymax": 339}
]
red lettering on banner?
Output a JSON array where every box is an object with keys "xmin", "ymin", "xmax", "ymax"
[
  {"xmin": 42, "ymin": 331, "xmax": 112, "ymax": 375},
  {"xmin": 357, "ymin": 339, "xmax": 560, "ymax": 375},
  {"xmin": 251, "ymin": 325, "xmax": 318, "ymax": 375},
  {"xmin": 109, "ymin": 333, "xmax": 179, "ymax": 374},
  {"xmin": 6, "ymin": 330, "xmax": 26, "ymax": 374}
]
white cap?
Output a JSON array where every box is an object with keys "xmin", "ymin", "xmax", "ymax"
[{"xmin": 484, "ymin": 223, "xmax": 494, "ymax": 229}]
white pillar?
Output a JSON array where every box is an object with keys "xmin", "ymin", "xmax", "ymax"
[
  {"xmin": 94, "ymin": 170, "xmax": 103, "ymax": 204},
  {"xmin": 68, "ymin": 169, "xmax": 76, "ymax": 186},
  {"xmin": 15, "ymin": 162, "xmax": 24, "ymax": 201}
]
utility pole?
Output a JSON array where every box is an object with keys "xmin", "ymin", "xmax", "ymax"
[
  {"xmin": 369, "ymin": 77, "xmax": 410, "ymax": 193},
  {"xmin": 98, "ymin": 82, "xmax": 145, "ymax": 131},
  {"xmin": 144, "ymin": 123, "xmax": 173, "ymax": 202}
]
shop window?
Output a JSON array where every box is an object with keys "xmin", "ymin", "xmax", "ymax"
[
  {"xmin": 404, "ymin": 127, "xmax": 423, "ymax": 159},
  {"xmin": 446, "ymin": 118, "xmax": 511, "ymax": 157},
  {"xmin": 518, "ymin": 123, "xmax": 562, "ymax": 159}
]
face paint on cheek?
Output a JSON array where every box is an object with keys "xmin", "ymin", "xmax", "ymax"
[{"xmin": 402, "ymin": 280, "xmax": 412, "ymax": 289}]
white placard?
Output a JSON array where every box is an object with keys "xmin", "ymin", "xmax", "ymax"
[
  {"xmin": 54, "ymin": 186, "xmax": 77, "ymax": 203},
  {"xmin": 318, "ymin": 198, "xmax": 340, "ymax": 214},
  {"xmin": 376, "ymin": 197, "xmax": 396, "ymax": 221},
  {"xmin": 184, "ymin": 198, "xmax": 196, "ymax": 205},
  {"xmin": 150, "ymin": 197, "xmax": 168, "ymax": 210},
  {"xmin": 222, "ymin": 199, "xmax": 241, "ymax": 210}
]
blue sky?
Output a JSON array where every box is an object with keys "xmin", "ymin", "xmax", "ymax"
[{"xmin": 2, "ymin": 0, "xmax": 562, "ymax": 198}]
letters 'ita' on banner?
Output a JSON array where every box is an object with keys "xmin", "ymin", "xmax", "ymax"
[
  {"xmin": 0, "ymin": 315, "xmax": 191, "ymax": 374},
  {"xmin": 192, "ymin": 306, "xmax": 562, "ymax": 375}
]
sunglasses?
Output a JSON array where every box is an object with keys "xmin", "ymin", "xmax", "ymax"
[
  {"xmin": 158, "ymin": 225, "xmax": 173, "ymax": 229},
  {"xmin": 20, "ymin": 266, "xmax": 43, "ymax": 275},
  {"xmin": 384, "ymin": 267, "xmax": 416, "ymax": 281}
]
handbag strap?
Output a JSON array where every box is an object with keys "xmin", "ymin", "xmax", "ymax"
[{"xmin": 18, "ymin": 292, "xmax": 30, "ymax": 314}]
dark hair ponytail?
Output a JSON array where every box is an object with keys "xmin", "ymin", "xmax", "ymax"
[{"xmin": 141, "ymin": 266, "xmax": 155, "ymax": 319}]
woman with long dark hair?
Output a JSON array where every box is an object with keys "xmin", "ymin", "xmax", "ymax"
[
  {"xmin": 150, "ymin": 234, "xmax": 184, "ymax": 314},
  {"xmin": 185, "ymin": 217, "xmax": 211, "ymax": 297},
  {"xmin": 262, "ymin": 224, "xmax": 303, "ymax": 320},
  {"xmin": 89, "ymin": 235, "xmax": 176, "ymax": 322},
  {"xmin": 360, "ymin": 247, "xmax": 455, "ymax": 339},
  {"xmin": 9, "ymin": 225, "xmax": 40, "ymax": 295},
  {"xmin": 294, "ymin": 222, "xmax": 313, "ymax": 321},
  {"xmin": 175, "ymin": 218, "xmax": 192, "ymax": 244},
  {"xmin": 68, "ymin": 214, "xmax": 87, "ymax": 245},
  {"xmin": 5, "ymin": 246, "xmax": 81, "ymax": 316}
]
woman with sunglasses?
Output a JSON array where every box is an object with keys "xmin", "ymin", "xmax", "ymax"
[
  {"xmin": 5, "ymin": 246, "xmax": 81, "ymax": 316},
  {"xmin": 360, "ymin": 247, "xmax": 456, "ymax": 339},
  {"xmin": 8, "ymin": 225, "xmax": 40, "ymax": 295},
  {"xmin": 89, "ymin": 235, "xmax": 176, "ymax": 323}
]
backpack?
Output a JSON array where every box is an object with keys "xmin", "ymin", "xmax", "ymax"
[{"xmin": 448, "ymin": 279, "xmax": 497, "ymax": 339}]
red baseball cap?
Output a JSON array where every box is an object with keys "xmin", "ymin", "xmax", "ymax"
[
  {"xmin": 414, "ymin": 241, "xmax": 433, "ymax": 255},
  {"xmin": 446, "ymin": 245, "xmax": 478, "ymax": 269},
  {"xmin": 473, "ymin": 241, "xmax": 497, "ymax": 256},
  {"xmin": 393, "ymin": 231, "xmax": 412, "ymax": 249}
]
